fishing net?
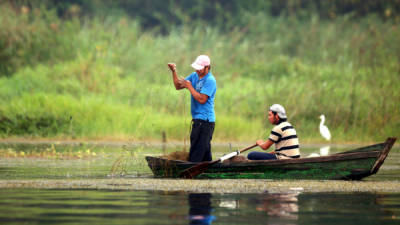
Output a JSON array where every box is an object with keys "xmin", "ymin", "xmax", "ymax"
[{"xmin": 161, "ymin": 151, "xmax": 189, "ymax": 161}]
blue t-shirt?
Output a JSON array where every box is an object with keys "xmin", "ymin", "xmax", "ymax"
[{"xmin": 185, "ymin": 72, "xmax": 217, "ymax": 122}]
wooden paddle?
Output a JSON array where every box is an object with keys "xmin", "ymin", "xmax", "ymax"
[{"xmin": 179, "ymin": 144, "xmax": 258, "ymax": 179}]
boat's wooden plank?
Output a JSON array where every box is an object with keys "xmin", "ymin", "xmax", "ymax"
[
  {"xmin": 370, "ymin": 137, "xmax": 397, "ymax": 174},
  {"xmin": 199, "ymin": 157, "xmax": 377, "ymax": 180},
  {"xmin": 147, "ymin": 151, "xmax": 381, "ymax": 168},
  {"xmin": 218, "ymin": 151, "xmax": 380, "ymax": 167},
  {"xmin": 334, "ymin": 143, "xmax": 385, "ymax": 154}
]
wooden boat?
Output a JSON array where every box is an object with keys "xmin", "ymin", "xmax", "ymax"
[{"xmin": 145, "ymin": 137, "xmax": 396, "ymax": 180}]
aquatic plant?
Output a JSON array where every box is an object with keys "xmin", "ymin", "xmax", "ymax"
[{"xmin": 0, "ymin": 144, "xmax": 98, "ymax": 159}]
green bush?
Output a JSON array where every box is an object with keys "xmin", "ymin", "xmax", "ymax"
[{"xmin": 0, "ymin": 3, "xmax": 399, "ymax": 143}]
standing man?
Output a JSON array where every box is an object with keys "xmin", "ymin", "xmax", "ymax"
[{"xmin": 167, "ymin": 55, "xmax": 217, "ymax": 162}]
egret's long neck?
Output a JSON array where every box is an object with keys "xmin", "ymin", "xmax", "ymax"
[{"xmin": 320, "ymin": 117, "xmax": 325, "ymax": 126}]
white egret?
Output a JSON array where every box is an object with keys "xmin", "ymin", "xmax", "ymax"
[{"xmin": 319, "ymin": 114, "xmax": 331, "ymax": 141}]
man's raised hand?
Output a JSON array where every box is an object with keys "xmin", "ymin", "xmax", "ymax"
[{"xmin": 167, "ymin": 63, "xmax": 176, "ymax": 72}]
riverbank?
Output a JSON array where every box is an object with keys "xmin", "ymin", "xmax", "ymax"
[{"xmin": 1, "ymin": 179, "xmax": 400, "ymax": 194}]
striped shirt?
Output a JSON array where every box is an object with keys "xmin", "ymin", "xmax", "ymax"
[{"xmin": 268, "ymin": 121, "xmax": 300, "ymax": 159}]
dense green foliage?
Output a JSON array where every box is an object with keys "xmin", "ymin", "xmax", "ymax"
[{"xmin": 0, "ymin": 1, "xmax": 399, "ymax": 143}]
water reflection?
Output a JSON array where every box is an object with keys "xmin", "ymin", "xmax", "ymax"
[
  {"xmin": 219, "ymin": 199, "xmax": 237, "ymax": 209},
  {"xmin": 255, "ymin": 193, "xmax": 299, "ymax": 219},
  {"xmin": 187, "ymin": 192, "xmax": 300, "ymax": 224},
  {"xmin": 319, "ymin": 145, "xmax": 330, "ymax": 156},
  {"xmin": 188, "ymin": 193, "xmax": 216, "ymax": 225},
  {"xmin": 376, "ymin": 194, "xmax": 399, "ymax": 220},
  {"xmin": 307, "ymin": 146, "xmax": 330, "ymax": 157},
  {"xmin": 0, "ymin": 189, "xmax": 398, "ymax": 225}
]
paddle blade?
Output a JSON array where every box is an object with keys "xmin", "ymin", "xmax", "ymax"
[{"xmin": 179, "ymin": 161, "xmax": 214, "ymax": 179}]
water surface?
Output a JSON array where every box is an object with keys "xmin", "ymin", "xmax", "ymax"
[
  {"xmin": 0, "ymin": 189, "xmax": 399, "ymax": 225},
  {"xmin": 0, "ymin": 142, "xmax": 399, "ymax": 224},
  {"xmin": 0, "ymin": 142, "xmax": 399, "ymax": 180}
]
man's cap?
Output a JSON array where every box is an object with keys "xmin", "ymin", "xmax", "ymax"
[
  {"xmin": 269, "ymin": 104, "xmax": 287, "ymax": 119},
  {"xmin": 191, "ymin": 55, "xmax": 210, "ymax": 70}
]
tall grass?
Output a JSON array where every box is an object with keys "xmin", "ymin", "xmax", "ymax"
[
  {"xmin": 0, "ymin": 5, "xmax": 399, "ymax": 143},
  {"xmin": 0, "ymin": 4, "xmax": 79, "ymax": 75}
]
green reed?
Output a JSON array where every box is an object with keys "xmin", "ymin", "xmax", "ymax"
[{"xmin": 0, "ymin": 4, "xmax": 399, "ymax": 143}]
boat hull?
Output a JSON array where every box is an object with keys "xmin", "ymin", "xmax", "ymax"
[{"xmin": 145, "ymin": 138, "xmax": 396, "ymax": 180}]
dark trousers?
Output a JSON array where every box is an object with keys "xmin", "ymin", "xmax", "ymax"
[
  {"xmin": 247, "ymin": 151, "xmax": 278, "ymax": 160},
  {"xmin": 189, "ymin": 119, "xmax": 215, "ymax": 162}
]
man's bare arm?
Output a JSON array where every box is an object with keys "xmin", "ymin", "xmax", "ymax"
[
  {"xmin": 256, "ymin": 139, "xmax": 275, "ymax": 153},
  {"xmin": 168, "ymin": 63, "xmax": 185, "ymax": 90},
  {"xmin": 181, "ymin": 80, "xmax": 209, "ymax": 104}
]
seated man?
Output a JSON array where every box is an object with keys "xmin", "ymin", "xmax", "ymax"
[{"xmin": 248, "ymin": 104, "xmax": 300, "ymax": 160}]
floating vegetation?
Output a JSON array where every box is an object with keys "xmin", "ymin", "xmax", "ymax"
[
  {"xmin": 161, "ymin": 151, "xmax": 189, "ymax": 161},
  {"xmin": 1, "ymin": 179, "xmax": 400, "ymax": 194},
  {"xmin": 0, "ymin": 144, "xmax": 99, "ymax": 159}
]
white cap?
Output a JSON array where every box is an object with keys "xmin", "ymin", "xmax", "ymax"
[
  {"xmin": 191, "ymin": 55, "xmax": 210, "ymax": 70},
  {"xmin": 269, "ymin": 104, "xmax": 287, "ymax": 119}
]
